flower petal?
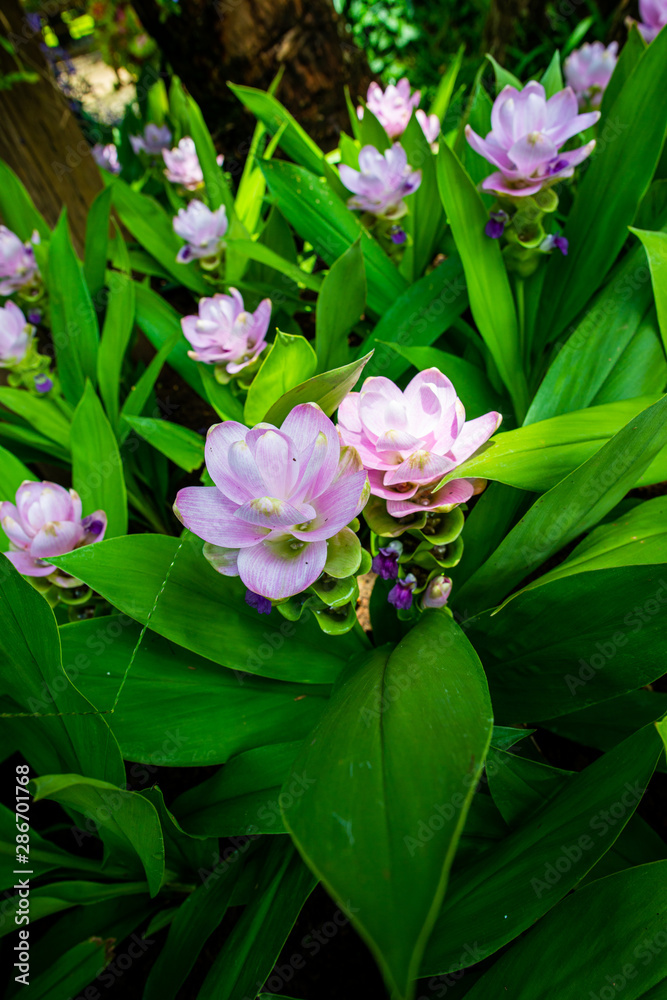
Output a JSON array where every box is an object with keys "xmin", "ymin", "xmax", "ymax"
[
  {"xmin": 237, "ymin": 536, "xmax": 328, "ymax": 599},
  {"xmin": 174, "ymin": 486, "xmax": 270, "ymax": 547},
  {"xmin": 3, "ymin": 550, "xmax": 53, "ymax": 577},
  {"xmin": 30, "ymin": 521, "xmax": 83, "ymax": 560},
  {"xmin": 290, "ymin": 469, "xmax": 369, "ymax": 542}
]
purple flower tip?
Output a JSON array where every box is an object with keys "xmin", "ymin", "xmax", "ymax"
[
  {"xmin": 390, "ymin": 226, "xmax": 407, "ymax": 245},
  {"xmin": 33, "ymin": 374, "xmax": 53, "ymax": 394},
  {"xmin": 541, "ymin": 233, "xmax": 569, "ymax": 256},
  {"xmin": 84, "ymin": 518, "xmax": 105, "ymax": 537},
  {"xmin": 485, "ymin": 210, "xmax": 508, "ymax": 240},
  {"xmin": 28, "ymin": 310, "xmax": 42, "ymax": 325},
  {"xmin": 245, "ymin": 590, "xmax": 272, "ymax": 615},
  {"xmin": 553, "ymin": 235, "xmax": 569, "ymax": 256},
  {"xmin": 372, "ymin": 543, "xmax": 402, "ymax": 580},
  {"xmin": 388, "ymin": 574, "xmax": 416, "ymax": 610}
]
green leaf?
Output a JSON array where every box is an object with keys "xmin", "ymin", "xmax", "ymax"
[
  {"xmin": 470, "ymin": 565, "xmax": 667, "ymax": 720},
  {"xmin": 400, "ymin": 113, "xmax": 445, "ymax": 280},
  {"xmin": 50, "ymin": 533, "xmax": 362, "ymax": 683},
  {"xmin": 465, "ymin": 862, "xmax": 667, "ymax": 999},
  {"xmin": 244, "ymin": 331, "xmax": 317, "ymax": 424},
  {"xmin": 186, "ymin": 93, "xmax": 234, "ymax": 215},
  {"xmin": 0, "ymin": 388, "xmax": 71, "ymax": 449},
  {"xmin": 358, "ymin": 257, "xmax": 468, "ymax": 381},
  {"xmin": 601, "ymin": 23, "xmax": 645, "ymax": 117},
  {"xmin": 31, "ymin": 774, "xmax": 165, "ymax": 896},
  {"xmin": 97, "ymin": 270, "xmax": 135, "ymax": 430},
  {"xmin": 263, "ymin": 351, "xmax": 374, "ymax": 425},
  {"xmin": 260, "ymin": 160, "xmax": 408, "ymax": 315},
  {"xmin": 485, "ymin": 54, "xmax": 522, "ymax": 91},
  {"xmin": 0, "ymin": 562, "xmax": 124, "ymax": 784},
  {"xmin": 283, "ymin": 612, "xmax": 493, "ymax": 1000},
  {"xmin": 228, "ymin": 83, "xmax": 325, "ymax": 176},
  {"xmin": 0, "ymin": 881, "xmax": 148, "ymax": 939},
  {"xmin": 429, "ymin": 45, "xmax": 464, "ymax": 119},
  {"xmin": 60, "ymin": 616, "xmax": 330, "ymax": 765},
  {"xmin": 456, "ymin": 394, "xmax": 667, "ymax": 612},
  {"xmin": 0, "ymin": 160, "xmax": 50, "ymax": 242},
  {"xmin": 11, "ymin": 937, "xmax": 111, "ymax": 1000},
  {"xmin": 630, "ymin": 228, "xmax": 667, "ymax": 353},
  {"xmin": 542, "ymin": 689, "xmax": 667, "ymax": 759},
  {"xmin": 316, "ymin": 240, "xmax": 366, "ymax": 371},
  {"xmin": 436, "ymin": 141, "xmax": 528, "ymax": 419},
  {"xmin": 122, "ymin": 415, "xmax": 203, "ymax": 472},
  {"xmin": 421, "ymin": 723, "xmax": 663, "ymax": 975},
  {"xmin": 196, "ymin": 361, "xmax": 245, "ymax": 422},
  {"xmin": 196, "ymin": 839, "xmax": 317, "ymax": 1000},
  {"xmin": 0, "ymin": 444, "xmax": 35, "ymax": 511},
  {"xmin": 111, "ymin": 179, "xmax": 209, "ymax": 295},
  {"xmin": 133, "ymin": 281, "xmax": 204, "ymax": 396},
  {"xmin": 226, "ymin": 238, "xmax": 323, "ymax": 291},
  {"xmin": 49, "ymin": 210, "xmax": 100, "ymax": 403},
  {"xmin": 540, "ymin": 50, "xmax": 563, "ymax": 98},
  {"xmin": 539, "ymin": 25, "xmax": 667, "ymax": 342},
  {"xmin": 83, "ymin": 186, "xmax": 113, "ymax": 299},
  {"xmin": 71, "ymin": 381, "xmax": 127, "ymax": 537}
]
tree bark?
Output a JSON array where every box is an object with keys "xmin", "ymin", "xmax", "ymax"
[
  {"xmin": 132, "ymin": 0, "xmax": 372, "ymax": 154},
  {"xmin": 0, "ymin": 0, "xmax": 103, "ymax": 254}
]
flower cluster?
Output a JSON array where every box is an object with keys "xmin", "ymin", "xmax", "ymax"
[
  {"xmin": 465, "ymin": 81, "xmax": 599, "ymax": 197},
  {"xmin": 337, "ymin": 369, "xmax": 501, "ymax": 517},
  {"xmin": 0, "ymin": 227, "xmax": 40, "ymax": 296},
  {"xmin": 339, "ymin": 144, "xmax": 421, "ymax": 219},
  {"xmin": 174, "ymin": 403, "xmax": 370, "ymax": 600},
  {"xmin": 130, "ymin": 123, "xmax": 173, "ymax": 156},
  {"xmin": 358, "ymin": 79, "xmax": 440, "ymax": 147},
  {"xmin": 1, "ymin": 481, "xmax": 107, "ymax": 588},
  {"xmin": 162, "ymin": 137, "xmax": 224, "ymax": 190},
  {"xmin": 181, "ymin": 289, "xmax": 271, "ymax": 381},
  {"xmin": 564, "ymin": 42, "xmax": 618, "ymax": 109},
  {"xmin": 92, "ymin": 143, "xmax": 121, "ymax": 175},
  {"xmin": 173, "ymin": 200, "xmax": 228, "ymax": 263}
]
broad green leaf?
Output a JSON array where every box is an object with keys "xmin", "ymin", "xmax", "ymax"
[
  {"xmin": 316, "ymin": 240, "xmax": 366, "ymax": 371},
  {"xmin": 97, "ymin": 270, "xmax": 135, "ymax": 430},
  {"xmin": 263, "ymin": 351, "xmax": 373, "ymax": 425},
  {"xmin": 456, "ymin": 394, "xmax": 667, "ymax": 612},
  {"xmin": 400, "ymin": 113, "xmax": 446, "ymax": 280},
  {"xmin": 229, "ymin": 83, "xmax": 325, "ymax": 176},
  {"xmin": 60, "ymin": 616, "xmax": 330, "ymax": 765},
  {"xmin": 9, "ymin": 937, "xmax": 111, "ymax": 1000},
  {"xmin": 260, "ymin": 159, "xmax": 408, "ymax": 314},
  {"xmin": 0, "ymin": 422, "xmax": 68, "ymax": 462},
  {"xmin": 421, "ymin": 723, "xmax": 662, "ymax": 975},
  {"xmin": 133, "ymin": 282, "xmax": 204, "ymax": 395},
  {"xmin": 226, "ymin": 238, "xmax": 323, "ymax": 291},
  {"xmin": 186, "ymin": 93, "xmax": 234, "ymax": 215},
  {"xmin": 465, "ymin": 863, "xmax": 667, "ymax": 999},
  {"xmin": 0, "ymin": 562, "xmax": 124, "ymax": 784},
  {"xmin": 540, "ymin": 50, "xmax": 563, "ymax": 98},
  {"xmin": 244, "ymin": 331, "xmax": 317, "ymax": 424},
  {"xmin": 31, "ymin": 774, "xmax": 164, "ymax": 896},
  {"xmin": 196, "ymin": 839, "xmax": 317, "ymax": 1000},
  {"xmin": 51, "ymin": 533, "xmax": 362, "ymax": 683},
  {"xmin": 437, "ymin": 141, "xmax": 528, "ymax": 419},
  {"xmin": 0, "ymin": 881, "xmax": 148, "ymax": 938},
  {"xmin": 71, "ymin": 382, "xmax": 127, "ymax": 538},
  {"xmin": 592, "ymin": 307, "xmax": 667, "ymax": 406},
  {"xmin": 83, "ymin": 186, "xmax": 113, "ymax": 300},
  {"xmin": 0, "ymin": 388, "xmax": 71, "ymax": 448},
  {"xmin": 0, "ymin": 444, "xmax": 34, "ymax": 512},
  {"xmin": 49, "ymin": 210, "xmax": 99, "ymax": 403},
  {"xmin": 429, "ymin": 45, "xmax": 464, "ymax": 119},
  {"xmin": 122, "ymin": 415, "xmax": 203, "ymax": 472},
  {"xmin": 601, "ymin": 23, "xmax": 645, "ymax": 117},
  {"xmin": 172, "ymin": 742, "xmax": 303, "ymax": 836},
  {"xmin": 196, "ymin": 362, "xmax": 245, "ymax": 422},
  {"xmin": 469, "ymin": 565, "xmax": 667, "ymax": 720},
  {"xmin": 111, "ymin": 179, "xmax": 209, "ymax": 295},
  {"xmin": 284, "ymin": 612, "xmax": 493, "ymax": 1000},
  {"xmin": 0, "ymin": 161, "xmax": 50, "ymax": 241},
  {"xmin": 118, "ymin": 327, "xmax": 182, "ymax": 429},
  {"xmin": 0, "ymin": 802, "xmax": 103, "ymax": 890},
  {"xmin": 630, "ymin": 228, "xmax": 667, "ymax": 352},
  {"xmin": 358, "ymin": 257, "xmax": 468, "ymax": 380},
  {"xmin": 539, "ymin": 26, "xmax": 667, "ymax": 342},
  {"xmin": 542, "ymin": 690, "xmax": 667, "ymax": 759},
  {"xmin": 485, "ymin": 54, "xmax": 522, "ymax": 91},
  {"xmin": 380, "ymin": 343, "xmax": 504, "ymax": 419}
]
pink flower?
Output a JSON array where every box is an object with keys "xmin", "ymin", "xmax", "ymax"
[
  {"xmin": 92, "ymin": 143, "xmax": 120, "ymax": 174},
  {"xmin": 339, "ymin": 144, "xmax": 422, "ymax": 219},
  {"xmin": 181, "ymin": 289, "xmax": 271, "ymax": 377},
  {"xmin": 636, "ymin": 0, "xmax": 667, "ymax": 42},
  {"xmin": 130, "ymin": 123, "xmax": 173, "ymax": 155},
  {"xmin": 0, "ymin": 228, "xmax": 39, "ymax": 296},
  {"xmin": 173, "ymin": 200, "xmax": 228, "ymax": 262},
  {"xmin": 359, "ymin": 79, "xmax": 421, "ymax": 138},
  {"xmin": 173, "ymin": 404, "xmax": 370, "ymax": 600},
  {"xmin": 337, "ymin": 368, "xmax": 502, "ymax": 518},
  {"xmin": 163, "ymin": 137, "xmax": 224, "ymax": 190},
  {"xmin": 0, "ymin": 302, "xmax": 33, "ymax": 368},
  {"xmin": 564, "ymin": 42, "xmax": 618, "ymax": 108},
  {"xmin": 422, "ymin": 575, "xmax": 452, "ymax": 609},
  {"xmin": 1, "ymin": 481, "xmax": 106, "ymax": 588},
  {"xmin": 416, "ymin": 109, "xmax": 440, "ymax": 146},
  {"xmin": 465, "ymin": 81, "xmax": 599, "ymax": 197}
]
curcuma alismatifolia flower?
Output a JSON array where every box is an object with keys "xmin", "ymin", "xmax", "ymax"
[
  {"xmin": 340, "ymin": 144, "xmax": 421, "ymax": 219},
  {"xmin": 130, "ymin": 123, "xmax": 173, "ymax": 156},
  {"xmin": 564, "ymin": 42, "xmax": 618, "ymax": 109},
  {"xmin": 416, "ymin": 109, "xmax": 440, "ymax": 146},
  {"xmin": 0, "ymin": 227, "xmax": 40, "ymax": 295},
  {"xmin": 173, "ymin": 200, "xmax": 228, "ymax": 263},
  {"xmin": 0, "ymin": 302, "xmax": 33, "ymax": 368},
  {"xmin": 181, "ymin": 289, "xmax": 271, "ymax": 380},
  {"xmin": 337, "ymin": 368, "xmax": 502, "ymax": 518},
  {"xmin": 163, "ymin": 137, "xmax": 224, "ymax": 190},
  {"xmin": 359, "ymin": 79, "xmax": 421, "ymax": 137},
  {"xmin": 635, "ymin": 0, "xmax": 667, "ymax": 42},
  {"xmin": 92, "ymin": 143, "xmax": 121, "ymax": 175},
  {"xmin": 173, "ymin": 403, "xmax": 370, "ymax": 601},
  {"xmin": 422, "ymin": 575, "xmax": 452, "ymax": 609},
  {"xmin": 0, "ymin": 481, "xmax": 107, "ymax": 587},
  {"xmin": 465, "ymin": 81, "xmax": 599, "ymax": 197}
]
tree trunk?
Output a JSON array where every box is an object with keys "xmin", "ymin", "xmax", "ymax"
[
  {"xmin": 133, "ymin": 0, "xmax": 372, "ymax": 155},
  {"xmin": 0, "ymin": 0, "xmax": 103, "ymax": 254}
]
